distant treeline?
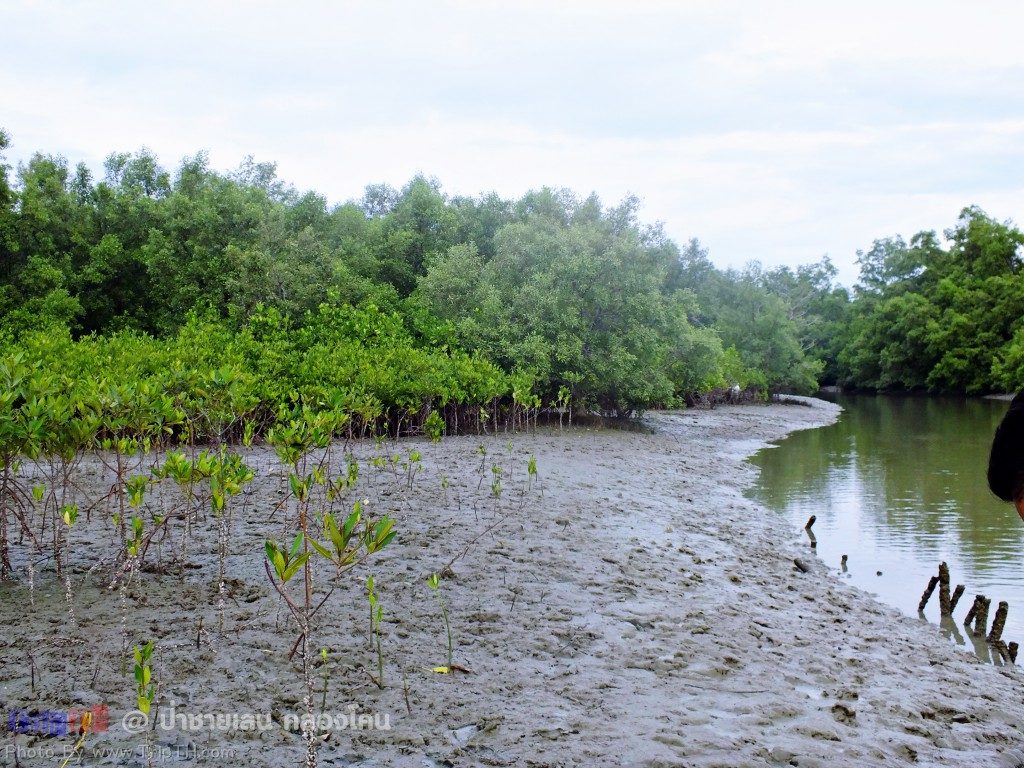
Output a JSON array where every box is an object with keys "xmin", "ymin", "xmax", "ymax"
[{"xmin": 0, "ymin": 128, "xmax": 1019, "ymax": 429}]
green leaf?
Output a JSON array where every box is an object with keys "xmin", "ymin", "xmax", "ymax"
[
  {"xmin": 282, "ymin": 553, "xmax": 309, "ymax": 583},
  {"xmin": 309, "ymin": 538, "xmax": 333, "ymax": 561}
]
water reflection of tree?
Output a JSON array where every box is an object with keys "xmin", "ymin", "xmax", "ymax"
[{"xmin": 752, "ymin": 395, "xmax": 1024, "ymax": 570}]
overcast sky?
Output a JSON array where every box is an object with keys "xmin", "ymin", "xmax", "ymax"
[{"xmin": 4, "ymin": 0, "xmax": 1024, "ymax": 287}]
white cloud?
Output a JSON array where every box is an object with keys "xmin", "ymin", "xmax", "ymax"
[{"xmin": 3, "ymin": 1, "xmax": 1024, "ymax": 289}]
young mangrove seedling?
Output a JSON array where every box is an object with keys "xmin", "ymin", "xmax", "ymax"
[
  {"xmin": 423, "ymin": 410, "xmax": 444, "ymax": 443},
  {"xmin": 527, "ymin": 455, "xmax": 539, "ymax": 495},
  {"xmin": 427, "ymin": 573, "xmax": 453, "ymax": 672},
  {"xmin": 127, "ymin": 516, "xmax": 145, "ymax": 562},
  {"xmin": 556, "ymin": 386, "xmax": 571, "ymax": 431},
  {"xmin": 490, "ymin": 465, "xmax": 503, "ymax": 499},
  {"xmin": 476, "ymin": 444, "xmax": 487, "ymax": 490},
  {"xmin": 62, "ymin": 504, "xmax": 79, "ymax": 626},
  {"xmin": 320, "ymin": 647, "xmax": 330, "ymax": 713},
  {"xmin": 367, "ymin": 575, "xmax": 385, "ymax": 688},
  {"xmin": 133, "ymin": 640, "xmax": 156, "ymax": 715},
  {"xmin": 406, "ymin": 450, "xmax": 422, "ymax": 489},
  {"xmin": 132, "ymin": 639, "xmax": 158, "ymax": 768}
]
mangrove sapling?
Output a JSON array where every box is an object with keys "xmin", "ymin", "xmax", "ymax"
[
  {"xmin": 490, "ymin": 465, "xmax": 503, "ymax": 499},
  {"xmin": 133, "ymin": 640, "xmax": 157, "ymax": 716},
  {"xmin": 406, "ymin": 450, "xmax": 422, "ymax": 489},
  {"xmin": 326, "ymin": 456, "xmax": 360, "ymax": 506},
  {"xmin": 117, "ymin": 515, "xmax": 145, "ymax": 674},
  {"xmin": 151, "ymin": 451, "xmax": 195, "ymax": 553},
  {"xmin": 527, "ymin": 454, "xmax": 541, "ymax": 496},
  {"xmin": 40, "ymin": 406, "xmax": 97, "ymax": 579},
  {"xmin": 265, "ymin": 533, "xmax": 322, "ymax": 766},
  {"xmin": 61, "ymin": 504, "xmax": 79, "ymax": 626},
  {"xmin": 0, "ymin": 354, "xmax": 45, "ymax": 579},
  {"xmin": 427, "ymin": 573, "xmax": 454, "ymax": 672},
  {"xmin": 319, "ymin": 647, "xmax": 331, "ymax": 713},
  {"xmin": 265, "ymin": 500, "xmax": 396, "ymax": 759},
  {"xmin": 96, "ymin": 384, "xmax": 149, "ymax": 549},
  {"xmin": 266, "ymin": 406, "xmax": 348, "ymax": 768},
  {"xmin": 367, "ymin": 575, "xmax": 385, "ymax": 688},
  {"xmin": 556, "ymin": 386, "xmax": 570, "ymax": 431},
  {"xmin": 206, "ymin": 449, "xmax": 255, "ymax": 631},
  {"xmin": 476, "ymin": 444, "xmax": 487, "ymax": 491},
  {"xmin": 131, "ymin": 640, "xmax": 158, "ymax": 768},
  {"xmin": 423, "ymin": 410, "xmax": 444, "ymax": 443}
]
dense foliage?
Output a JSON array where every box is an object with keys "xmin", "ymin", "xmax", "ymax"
[
  {"xmin": 5, "ymin": 131, "xmax": 1023, "ymax": 406},
  {"xmin": 0, "ymin": 132, "xmax": 843, "ymax": 425},
  {"xmin": 836, "ymin": 207, "xmax": 1024, "ymax": 394}
]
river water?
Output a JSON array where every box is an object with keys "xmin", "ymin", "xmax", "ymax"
[{"xmin": 749, "ymin": 393, "xmax": 1024, "ymax": 661}]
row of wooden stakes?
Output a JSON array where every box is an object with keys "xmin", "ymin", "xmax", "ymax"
[{"xmin": 918, "ymin": 561, "xmax": 1017, "ymax": 664}]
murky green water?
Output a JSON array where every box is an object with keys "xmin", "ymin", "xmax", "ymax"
[{"xmin": 749, "ymin": 394, "xmax": 1024, "ymax": 660}]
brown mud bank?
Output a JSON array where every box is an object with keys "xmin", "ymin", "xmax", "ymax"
[{"xmin": 2, "ymin": 398, "xmax": 1023, "ymax": 767}]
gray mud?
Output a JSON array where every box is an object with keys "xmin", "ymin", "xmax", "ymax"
[{"xmin": 2, "ymin": 399, "xmax": 1023, "ymax": 767}]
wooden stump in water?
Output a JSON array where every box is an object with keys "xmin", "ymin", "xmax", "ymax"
[
  {"xmin": 918, "ymin": 575, "xmax": 940, "ymax": 612},
  {"xmin": 1009, "ymin": 642, "xmax": 1019, "ymax": 664},
  {"xmin": 949, "ymin": 584, "xmax": 965, "ymax": 613},
  {"xmin": 963, "ymin": 595, "xmax": 984, "ymax": 627},
  {"xmin": 993, "ymin": 640, "xmax": 1012, "ymax": 664},
  {"xmin": 803, "ymin": 516, "xmax": 817, "ymax": 548},
  {"xmin": 974, "ymin": 597, "xmax": 992, "ymax": 637},
  {"xmin": 988, "ymin": 601, "xmax": 1009, "ymax": 644},
  {"xmin": 938, "ymin": 562, "xmax": 952, "ymax": 616}
]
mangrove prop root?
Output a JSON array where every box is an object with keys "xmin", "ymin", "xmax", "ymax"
[
  {"xmin": 793, "ymin": 558, "xmax": 811, "ymax": 574},
  {"xmin": 963, "ymin": 595, "xmax": 983, "ymax": 627},
  {"xmin": 804, "ymin": 515, "xmax": 816, "ymax": 531},
  {"xmin": 1008, "ymin": 642, "xmax": 1019, "ymax": 664},
  {"xmin": 918, "ymin": 576, "xmax": 940, "ymax": 612},
  {"xmin": 974, "ymin": 597, "xmax": 991, "ymax": 637},
  {"xmin": 987, "ymin": 601, "xmax": 1009, "ymax": 644},
  {"xmin": 949, "ymin": 584, "xmax": 965, "ymax": 614},
  {"xmin": 938, "ymin": 562, "xmax": 951, "ymax": 616}
]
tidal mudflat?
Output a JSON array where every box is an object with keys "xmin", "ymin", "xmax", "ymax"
[{"xmin": 2, "ymin": 399, "xmax": 1023, "ymax": 767}]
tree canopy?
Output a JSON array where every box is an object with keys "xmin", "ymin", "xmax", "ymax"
[{"xmin": 13, "ymin": 130, "xmax": 1024, "ymax": 414}]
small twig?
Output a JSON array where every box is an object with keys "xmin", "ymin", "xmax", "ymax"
[
  {"xmin": 402, "ymin": 673, "xmax": 412, "ymax": 716},
  {"xmin": 680, "ymin": 681, "xmax": 769, "ymax": 694},
  {"xmin": 442, "ymin": 507, "xmax": 518, "ymax": 574}
]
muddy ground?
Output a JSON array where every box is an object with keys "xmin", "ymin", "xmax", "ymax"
[{"xmin": 2, "ymin": 398, "xmax": 1023, "ymax": 767}]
